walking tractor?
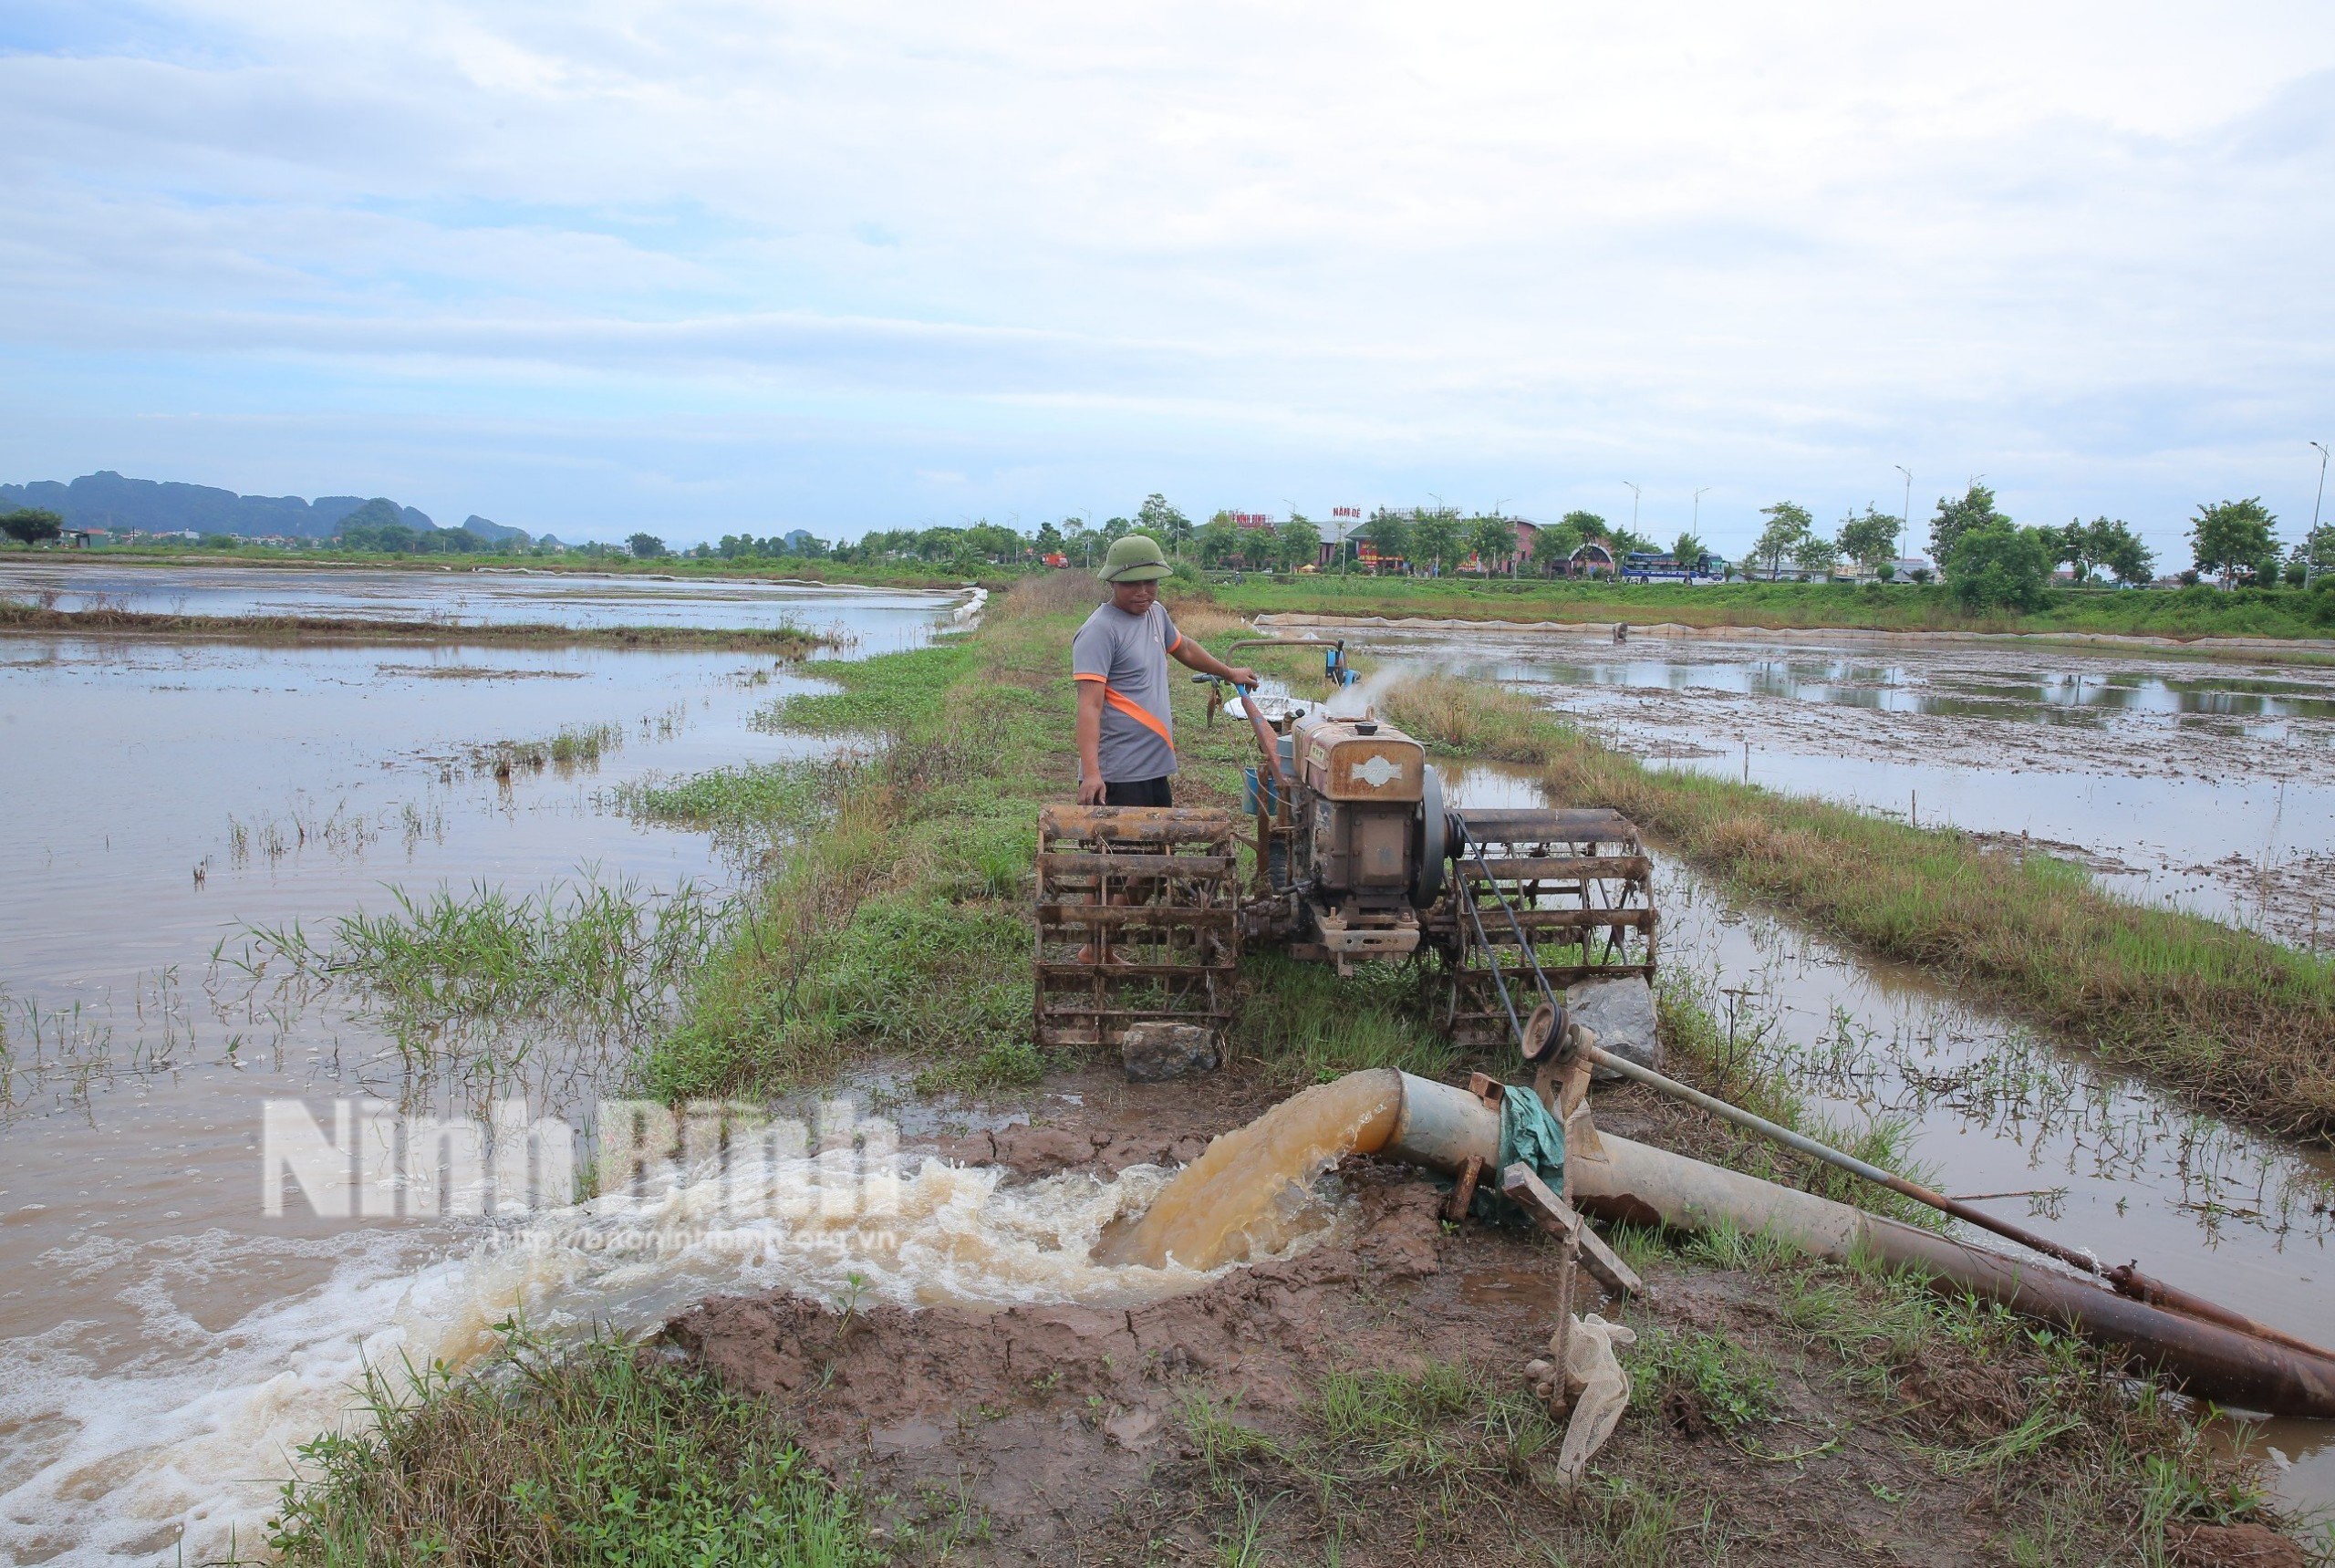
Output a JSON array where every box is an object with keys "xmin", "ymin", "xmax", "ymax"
[{"xmin": 1033, "ymin": 641, "xmax": 1659, "ymax": 1064}]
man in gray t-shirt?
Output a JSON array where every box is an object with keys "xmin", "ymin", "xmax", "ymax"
[{"xmin": 1073, "ymin": 535, "xmax": 1256, "ymax": 806}]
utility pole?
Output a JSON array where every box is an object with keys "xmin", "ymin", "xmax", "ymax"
[
  {"xmin": 1691, "ymin": 487, "xmax": 1708, "ymax": 535},
  {"xmin": 1623, "ymin": 482, "xmax": 1641, "ymax": 541},
  {"xmin": 1894, "ymin": 465, "xmax": 1913, "ymax": 565},
  {"xmin": 2310, "ymin": 442, "xmax": 2330, "ymax": 587}
]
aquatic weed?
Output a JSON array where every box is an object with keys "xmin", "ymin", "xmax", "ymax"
[{"xmin": 228, "ymin": 869, "xmax": 731, "ymax": 1074}]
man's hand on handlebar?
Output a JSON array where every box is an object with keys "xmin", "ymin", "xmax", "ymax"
[{"xmin": 1226, "ymin": 665, "xmax": 1260, "ymax": 688}]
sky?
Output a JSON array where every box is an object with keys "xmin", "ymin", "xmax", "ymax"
[{"xmin": 2, "ymin": 3, "xmax": 2332, "ymax": 560}]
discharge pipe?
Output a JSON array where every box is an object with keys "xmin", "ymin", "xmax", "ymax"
[
  {"xmin": 1360, "ymin": 1070, "xmax": 2335, "ymax": 1419},
  {"xmin": 1573, "ymin": 1044, "xmax": 2335, "ymax": 1363}
]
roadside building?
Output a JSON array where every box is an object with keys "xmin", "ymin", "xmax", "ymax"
[
  {"xmin": 1322, "ymin": 505, "xmax": 1365, "ymax": 568},
  {"xmin": 1461, "ymin": 518, "xmax": 1541, "ymax": 575},
  {"xmin": 1566, "ymin": 541, "xmax": 1617, "ymax": 578}
]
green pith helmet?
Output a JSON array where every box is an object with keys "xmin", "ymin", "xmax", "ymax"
[{"xmin": 1099, "ymin": 534, "xmax": 1172, "ymax": 583}]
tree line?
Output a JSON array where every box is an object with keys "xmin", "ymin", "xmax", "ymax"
[{"xmin": 12, "ymin": 484, "xmax": 2331, "ymax": 605}]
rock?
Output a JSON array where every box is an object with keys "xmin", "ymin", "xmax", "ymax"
[
  {"xmin": 1565, "ymin": 976, "xmax": 1661, "ymax": 1076},
  {"xmin": 1119, "ymin": 1022, "xmax": 1218, "ymax": 1082}
]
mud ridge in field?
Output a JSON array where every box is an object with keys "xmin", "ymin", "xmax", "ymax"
[{"xmin": 668, "ymin": 1095, "xmax": 2291, "ymax": 1566}]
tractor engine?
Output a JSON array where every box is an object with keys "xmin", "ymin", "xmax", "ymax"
[
  {"xmin": 1283, "ymin": 711, "xmax": 1432, "ymax": 969},
  {"xmin": 1032, "ymin": 645, "xmax": 1655, "ymax": 1055}
]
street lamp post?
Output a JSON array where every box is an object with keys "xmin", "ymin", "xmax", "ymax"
[
  {"xmin": 2311, "ymin": 442, "xmax": 2330, "ymax": 588},
  {"xmin": 1894, "ymin": 465, "xmax": 1912, "ymax": 566},
  {"xmin": 1623, "ymin": 482, "xmax": 1641, "ymax": 538}
]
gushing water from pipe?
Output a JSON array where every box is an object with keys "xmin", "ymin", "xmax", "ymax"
[{"xmin": 1093, "ymin": 1072, "xmax": 1405, "ymax": 1270}]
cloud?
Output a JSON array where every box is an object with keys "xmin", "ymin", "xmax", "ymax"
[{"xmin": 1, "ymin": 2, "xmax": 2331, "ymax": 551}]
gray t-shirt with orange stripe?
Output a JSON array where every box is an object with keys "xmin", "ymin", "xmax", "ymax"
[{"xmin": 1072, "ymin": 600, "xmax": 1181, "ymax": 782}]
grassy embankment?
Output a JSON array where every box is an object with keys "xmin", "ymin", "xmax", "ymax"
[
  {"xmin": 1384, "ymin": 672, "xmax": 2335, "ymax": 1145},
  {"xmin": 263, "ymin": 576, "xmax": 2296, "ymax": 1562},
  {"xmin": 1222, "ymin": 572, "xmax": 2335, "ymax": 641},
  {"xmin": 0, "ymin": 599, "xmax": 838, "ymax": 652}
]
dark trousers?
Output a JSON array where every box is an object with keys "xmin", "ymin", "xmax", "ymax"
[{"xmin": 1103, "ymin": 775, "xmax": 1174, "ymax": 807}]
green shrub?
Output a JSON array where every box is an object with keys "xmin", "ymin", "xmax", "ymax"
[{"xmin": 1946, "ymin": 524, "xmax": 2052, "ymax": 612}]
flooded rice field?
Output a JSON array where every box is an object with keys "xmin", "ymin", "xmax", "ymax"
[
  {"xmin": 1441, "ymin": 760, "xmax": 2335, "ymax": 1509},
  {"xmin": 8, "ymin": 585, "xmax": 2335, "ymax": 1558},
  {"xmin": 0, "ymin": 584, "xmax": 960, "ymax": 1562},
  {"xmin": 1315, "ymin": 620, "xmax": 2335, "ymax": 950},
  {"xmin": 0, "ymin": 558, "xmax": 953, "ymax": 645}
]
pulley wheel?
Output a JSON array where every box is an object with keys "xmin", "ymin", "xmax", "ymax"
[
  {"xmin": 1520, "ymin": 1001, "xmax": 1562, "ymax": 1062},
  {"xmin": 1411, "ymin": 764, "xmax": 1449, "ymax": 908}
]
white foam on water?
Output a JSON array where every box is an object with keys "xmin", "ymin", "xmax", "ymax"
[{"xmin": 0, "ymin": 1152, "xmax": 1346, "ymax": 1563}]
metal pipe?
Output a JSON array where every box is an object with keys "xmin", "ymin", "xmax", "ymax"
[
  {"xmin": 1582, "ymin": 1044, "xmax": 2099, "ymax": 1267},
  {"xmin": 1362, "ymin": 1070, "xmax": 2335, "ymax": 1417},
  {"xmin": 1580, "ymin": 1044, "xmax": 2335, "ymax": 1361},
  {"xmin": 1571, "ymin": 1130, "xmax": 2335, "ymax": 1421},
  {"xmin": 1375, "ymin": 1071, "xmax": 1500, "ymax": 1176}
]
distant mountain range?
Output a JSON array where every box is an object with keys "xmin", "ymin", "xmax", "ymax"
[{"xmin": 0, "ymin": 471, "xmax": 526, "ymax": 545}]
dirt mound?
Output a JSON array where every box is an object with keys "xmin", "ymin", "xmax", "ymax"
[
  {"xmin": 664, "ymin": 1091, "xmax": 2288, "ymax": 1563},
  {"xmin": 669, "ymin": 1166, "xmax": 1550, "ymax": 1556},
  {"xmin": 671, "ymin": 1166, "xmax": 1448, "ymax": 1457}
]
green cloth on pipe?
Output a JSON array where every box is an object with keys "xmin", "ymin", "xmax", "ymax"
[
  {"xmin": 1500, "ymin": 1083, "xmax": 1567, "ymax": 1181},
  {"xmin": 1470, "ymin": 1085, "xmax": 1566, "ymax": 1221}
]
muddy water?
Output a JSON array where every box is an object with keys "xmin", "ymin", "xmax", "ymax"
[
  {"xmin": 0, "ymin": 559, "xmax": 960, "ymax": 647},
  {"xmin": 0, "ymin": 586, "xmax": 959, "ymax": 1563},
  {"xmin": 3, "ymin": 1145, "xmax": 1316, "ymax": 1563},
  {"xmin": 1312, "ymin": 621, "xmax": 2335, "ymax": 949},
  {"xmin": 1437, "ymin": 759, "xmax": 2335, "ymax": 1509},
  {"xmin": 1095, "ymin": 1072, "xmax": 1399, "ymax": 1270}
]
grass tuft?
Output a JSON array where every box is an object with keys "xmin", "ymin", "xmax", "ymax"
[
  {"xmin": 265, "ymin": 1324, "xmax": 876, "ymax": 1565},
  {"xmin": 231, "ymin": 871, "xmax": 728, "ymax": 1074}
]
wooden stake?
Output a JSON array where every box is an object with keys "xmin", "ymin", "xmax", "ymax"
[
  {"xmin": 1442, "ymin": 1154, "xmax": 1486, "ymax": 1225},
  {"xmin": 1500, "ymin": 1163, "xmax": 1645, "ymax": 1300}
]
